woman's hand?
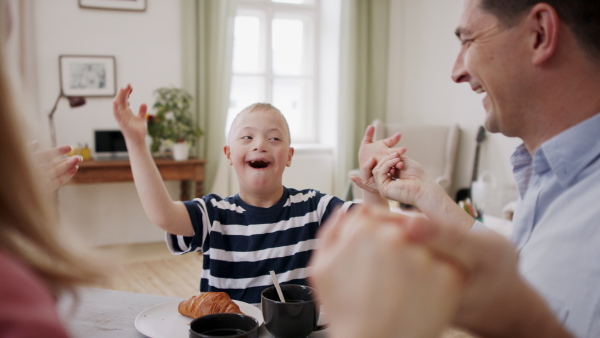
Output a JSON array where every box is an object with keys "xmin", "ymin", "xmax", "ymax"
[{"xmin": 30, "ymin": 141, "xmax": 82, "ymax": 194}]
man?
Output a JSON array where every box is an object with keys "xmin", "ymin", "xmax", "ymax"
[
  {"xmin": 450, "ymin": 1, "xmax": 600, "ymax": 335},
  {"xmin": 313, "ymin": 0, "xmax": 600, "ymax": 336}
]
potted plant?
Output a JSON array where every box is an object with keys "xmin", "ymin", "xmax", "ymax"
[{"xmin": 147, "ymin": 87, "xmax": 203, "ymax": 160}]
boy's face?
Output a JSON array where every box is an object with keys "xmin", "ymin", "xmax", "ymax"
[{"xmin": 224, "ymin": 109, "xmax": 294, "ymax": 194}]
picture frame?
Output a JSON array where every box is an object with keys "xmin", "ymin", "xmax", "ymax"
[
  {"xmin": 79, "ymin": 0, "xmax": 146, "ymax": 11},
  {"xmin": 59, "ymin": 55, "xmax": 116, "ymax": 97}
]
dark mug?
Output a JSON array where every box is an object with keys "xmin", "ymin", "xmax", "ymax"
[
  {"xmin": 261, "ymin": 285, "xmax": 326, "ymax": 338},
  {"xmin": 189, "ymin": 313, "xmax": 259, "ymax": 338}
]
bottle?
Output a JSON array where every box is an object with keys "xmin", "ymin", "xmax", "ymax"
[{"xmin": 80, "ymin": 143, "xmax": 92, "ymax": 161}]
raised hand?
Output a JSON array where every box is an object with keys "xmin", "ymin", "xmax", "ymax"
[
  {"xmin": 112, "ymin": 84, "xmax": 148, "ymax": 146},
  {"xmin": 358, "ymin": 125, "xmax": 403, "ymax": 165},
  {"xmin": 354, "ymin": 125, "xmax": 405, "ymax": 193},
  {"xmin": 30, "ymin": 141, "xmax": 82, "ymax": 194}
]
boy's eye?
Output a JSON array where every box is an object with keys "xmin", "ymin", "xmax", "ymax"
[
  {"xmin": 270, "ymin": 137, "xmax": 282, "ymax": 141},
  {"xmin": 241, "ymin": 136, "xmax": 252, "ymax": 140}
]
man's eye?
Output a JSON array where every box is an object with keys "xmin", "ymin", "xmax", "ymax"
[{"xmin": 461, "ymin": 39, "xmax": 473, "ymax": 46}]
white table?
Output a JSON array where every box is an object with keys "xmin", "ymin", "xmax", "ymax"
[{"xmin": 58, "ymin": 287, "xmax": 328, "ymax": 338}]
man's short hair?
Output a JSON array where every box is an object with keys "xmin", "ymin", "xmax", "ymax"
[{"xmin": 481, "ymin": 0, "xmax": 600, "ymax": 62}]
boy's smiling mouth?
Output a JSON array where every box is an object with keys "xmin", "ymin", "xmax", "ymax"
[{"xmin": 248, "ymin": 160, "xmax": 270, "ymax": 169}]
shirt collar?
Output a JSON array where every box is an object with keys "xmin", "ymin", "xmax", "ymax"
[
  {"xmin": 536, "ymin": 112, "xmax": 600, "ymax": 186},
  {"xmin": 510, "ymin": 143, "xmax": 533, "ymax": 198},
  {"xmin": 510, "ymin": 143, "xmax": 531, "ymax": 167}
]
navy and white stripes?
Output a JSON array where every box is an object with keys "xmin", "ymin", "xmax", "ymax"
[{"xmin": 166, "ymin": 187, "xmax": 353, "ymax": 304}]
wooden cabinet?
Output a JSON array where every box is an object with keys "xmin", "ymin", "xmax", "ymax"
[{"xmin": 70, "ymin": 158, "xmax": 206, "ymax": 200}]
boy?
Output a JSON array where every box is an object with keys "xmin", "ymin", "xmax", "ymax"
[{"xmin": 113, "ymin": 84, "xmax": 400, "ymax": 303}]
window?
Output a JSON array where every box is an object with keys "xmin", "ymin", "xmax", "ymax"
[{"xmin": 228, "ymin": 0, "xmax": 319, "ymax": 144}]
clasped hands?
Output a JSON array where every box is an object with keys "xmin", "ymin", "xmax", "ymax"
[
  {"xmin": 310, "ymin": 204, "xmax": 534, "ymax": 338},
  {"xmin": 352, "ymin": 125, "xmax": 434, "ymax": 209}
]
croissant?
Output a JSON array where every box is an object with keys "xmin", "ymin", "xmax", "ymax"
[{"xmin": 178, "ymin": 292, "xmax": 243, "ymax": 319}]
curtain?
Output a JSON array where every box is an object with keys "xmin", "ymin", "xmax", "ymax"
[
  {"xmin": 335, "ymin": 0, "xmax": 390, "ymax": 198},
  {"xmin": 2, "ymin": 1, "xmax": 38, "ymax": 111},
  {"xmin": 180, "ymin": 0, "xmax": 236, "ymax": 193}
]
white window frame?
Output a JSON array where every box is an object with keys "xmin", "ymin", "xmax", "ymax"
[{"xmin": 230, "ymin": 0, "xmax": 321, "ymax": 145}]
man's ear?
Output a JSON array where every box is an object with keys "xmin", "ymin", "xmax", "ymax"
[
  {"xmin": 527, "ymin": 3, "xmax": 559, "ymax": 66},
  {"xmin": 223, "ymin": 145, "xmax": 233, "ymax": 165},
  {"xmin": 286, "ymin": 147, "xmax": 295, "ymax": 167}
]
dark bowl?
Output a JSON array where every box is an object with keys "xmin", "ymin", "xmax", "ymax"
[{"xmin": 189, "ymin": 313, "xmax": 259, "ymax": 338}]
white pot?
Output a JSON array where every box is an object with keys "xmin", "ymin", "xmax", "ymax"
[{"xmin": 172, "ymin": 142, "xmax": 190, "ymax": 161}]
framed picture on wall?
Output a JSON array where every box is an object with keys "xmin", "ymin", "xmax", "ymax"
[
  {"xmin": 79, "ymin": 0, "xmax": 146, "ymax": 11},
  {"xmin": 59, "ymin": 55, "xmax": 116, "ymax": 97}
]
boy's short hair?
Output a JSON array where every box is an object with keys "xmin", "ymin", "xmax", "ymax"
[{"xmin": 230, "ymin": 103, "xmax": 292, "ymax": 143}]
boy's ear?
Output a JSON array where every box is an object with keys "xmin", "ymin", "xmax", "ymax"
[
  {"xmin": 223, "ymin": 145, "xmax": 233, "ymax": 165},
  {"xmin": 286, "ymin": 147, "xmax": 295, "ymax": 167},
  {"xmin": 527, "ymin": 3, "xmax": 559, "ymax": 66}
]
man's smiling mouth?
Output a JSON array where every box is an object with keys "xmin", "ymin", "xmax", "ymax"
[{"xmin": 248, "ymin": 160, "xmax": 269, "ymax": 168}]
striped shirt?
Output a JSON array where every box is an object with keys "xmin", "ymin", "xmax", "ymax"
[{"xmin": 166, "ymin": 187, "xmax": 353, "ymax": 304}]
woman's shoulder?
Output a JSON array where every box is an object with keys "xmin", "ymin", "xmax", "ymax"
[
  {"xmin": 0, "ymin": 250, "xmax": 69, "ymax": 337},
  {"xmin": 0, "ymin": 250, "xmax": 55, "ymax": 302}
]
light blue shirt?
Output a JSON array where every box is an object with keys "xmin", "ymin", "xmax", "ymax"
[{"xmin": 509, "ymin": 112, "xmax": 600, "ymax": 337}]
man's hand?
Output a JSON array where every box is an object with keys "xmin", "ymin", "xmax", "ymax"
[
  {"xmin": 370, "ymin": 152, "xmax": 431, "ymax": 206},
  {"xmin": 402, "ymin": 216, "xmax": 572, "ymax": 338}
]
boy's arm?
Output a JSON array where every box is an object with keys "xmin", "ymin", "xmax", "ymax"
[{"xmin": 113, "ymin": 84, "xmax": 194, "ymax": 236}]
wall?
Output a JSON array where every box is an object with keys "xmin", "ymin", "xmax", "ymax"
[
  {"xmin": 386, "ymin": 0, "xmax": 521, "ymax": 217},
  {"xmin": 33, "ymin": 0, "xmax": 182, "ymax": 245},
  {"xmin": 31, "ymin": 0, "xmax": 335, "ymax": 246}
]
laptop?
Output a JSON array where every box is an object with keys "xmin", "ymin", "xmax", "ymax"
[{"xmin": 94, "ymin": 130, "xmax": 129, "ymax": 161}]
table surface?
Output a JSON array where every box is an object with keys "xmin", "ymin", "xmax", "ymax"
[{"xmin": 58, "ymin": 288, "xmax": 328, "ymax": 338}]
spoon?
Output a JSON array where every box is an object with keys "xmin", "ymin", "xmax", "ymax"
[{"xmin": 269, "ymin": 270, "xmax": 286, "ymax": 303}]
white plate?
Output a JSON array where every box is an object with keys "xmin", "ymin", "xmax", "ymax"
[{"xmin": 134, "ymin": 299, "xmax": 264, "ymax": 338}]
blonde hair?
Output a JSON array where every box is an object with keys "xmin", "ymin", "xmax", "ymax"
[
  {"xmin": 229, "ymin": 102, "xmax": 292, "ymax": 143},
  {"xmin": 0, "ymin": 34, "xmax": 104, "ymax": 296}
]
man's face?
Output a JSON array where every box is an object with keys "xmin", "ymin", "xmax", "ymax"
[
  {"xmin": 224, "ymin": 109, "xmax": 294, "ymax": 193},
  {"xmin": 451, "ymin": 0, "xmax": 531, "ymax": 136}
]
